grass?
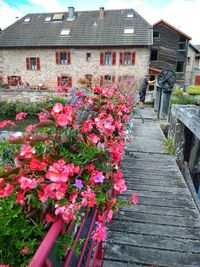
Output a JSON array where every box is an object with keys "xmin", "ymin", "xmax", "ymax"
[{"xmin": 163, "ymin": 137, "xmax": 175, "ymax": 155}]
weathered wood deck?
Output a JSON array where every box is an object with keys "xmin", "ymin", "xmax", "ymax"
[{"xmin": 103, "ymin": 109, "xmax": 200, "ymax": 267}]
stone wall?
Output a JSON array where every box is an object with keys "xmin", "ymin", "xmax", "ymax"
[
  {"xmin": 0, "ymin": 47, "xmax": 150, "ymax": 89},
  {"xmin": 0, "ymin": 89, "xmax": 65, "ymax": 103}
]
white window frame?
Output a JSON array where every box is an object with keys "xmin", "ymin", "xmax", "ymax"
[
  {"xmin": 60, "ymin": 29, "xmax": 70, "ymax": 35},
  {"xmin": 124, "ymin": 28, "xmax": 134, "ymax": 34}
]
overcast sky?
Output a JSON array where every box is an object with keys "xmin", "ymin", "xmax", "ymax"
[{"xmin": 0, "ymin": 0, "xmax": 199, "ymax": 44}]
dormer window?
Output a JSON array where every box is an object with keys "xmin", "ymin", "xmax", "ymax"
[
  {"xmin": 45, "ymin": 16, "xmax": 51, "ymax": 22},
  {"xmin": 60, "ymin": 29, "xmax": 70, "ymax": 35},
  {"xmin": 24, "ymin": 17, "xmax": 31, "ymax": 23},
  {"xmin": 127, "ymin": 13, "xmax": 134, "ymax": 18},
  {"xmin": 124, "ymin": 28, "xmax": 134, "ymax": 34}
]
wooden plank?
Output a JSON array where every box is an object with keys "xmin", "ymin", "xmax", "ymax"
[
  {"xmin": 125, "ymin": 179, "xmax": 187, "ymax": 188},
  {"xmin": 115, "ymin": 212, "xmax": 200, "ymax": 227},
  {"xmin": 106, "ymin": 231, "xmax": 200, "ymax": 253},
  {"xmin": 108, "ymin": 220, "xmax": 200, "ymax": 239},
  {"xmin": 104, "ymin": 244, "xmax": 200, "ymax": 267}
]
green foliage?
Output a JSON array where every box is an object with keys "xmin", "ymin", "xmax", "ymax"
[
  {"xmin": 0, "ymin": 81, "xmax": 9, "ymax": 89},
  {"xmin": 0, "ymin": 100, "xmax": 51, "ymax": 116},
  {"xmin": 188, "ymin": 85, "xmax": 200, "ymax": 95},
  {"xmin": 0, "ymin": 140, "xmax": 20, "ymax": 167},
  {"xmin": 171, "ymin": 95, "xmax": 197, "ymax": 105},
  {"xmin": 163, "ymin": 138, "xmax": 175, "ymax": 155},
  {"xmin": 0, "ymin": 195, "xmax": 44, "ymax": 266}
]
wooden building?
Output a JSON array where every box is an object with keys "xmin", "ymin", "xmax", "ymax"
[{"xmin": 149, "ymin": 20, "xmax": 191, "ymax": 84}]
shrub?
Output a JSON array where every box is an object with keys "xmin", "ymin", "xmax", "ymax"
[
  {"xmin": 171, "ymin": 95, "xmax": 197, "ymax": 105},
  {"xmin": 188, "ymin": 85, "xmax": 200, "ymax": 95},
  {"xmin": 163, "ymin": 137, "xmax": 175, "ymax": 155}
]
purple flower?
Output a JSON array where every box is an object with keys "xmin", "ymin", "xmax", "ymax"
[
  {"xmin": 75, "ymin": 179, "xmax": 83, "ymax": 189},
  {"xmin": 97, "ymin": 142, "xmax": 105, "ymax": 150},
  {"xmin": 94, "ymin": 174, "xmax": 105, "ymax": 183}
]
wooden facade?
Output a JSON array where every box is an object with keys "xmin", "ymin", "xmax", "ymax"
[{"xmin": 150, "ymin": 20, "xmax": 191, "ymax": 83}]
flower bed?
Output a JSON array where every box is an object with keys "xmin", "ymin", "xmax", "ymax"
[{"xmin": 0, "ymin": 82, "xmax": 138, "ymax": 266}]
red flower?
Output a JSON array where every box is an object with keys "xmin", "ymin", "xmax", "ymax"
[
  {"xmin": 81, "ymin": 120, "xmax": 93, "ymax": 133},
  {"xmin": 87, "ymin": 133, "xmax": 100, "ymax": 145},
  {"xmin": 0, "ymin": 180, "xmax": 14, "ymax": 198},
  {"xmin": 20, "ymin": 245, "xmax": 28, "ymax": 254},
  {"xmin": 16, "ymin": 192, "xmax": 25, "ymax": 205},
  {"xmin": 15, "ymin": 112, "xmax": 27, "ymax": 120},
  {"xmin": 129, "ymin": 192, "xmax": 139, "ymax": 205},
  {"xmin": 30, "ymin": 158, "xmax": 46, "ymax": 171},
  {"xmin": 92, "ymin": 221, "xmax": 107, "ymax": 242}
]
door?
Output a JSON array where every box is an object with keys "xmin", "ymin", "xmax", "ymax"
[{"xmin": 195, "ymin": 75, "xmax": 200, "ymax": 85}]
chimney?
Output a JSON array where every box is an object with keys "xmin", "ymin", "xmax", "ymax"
[
  {"xmin": 99, "ymin": 6, "xmax": 105, "ymax": 19},
  {"xmin": 68, "ymin": 6, "xmax": 75, "ymax": 21}
]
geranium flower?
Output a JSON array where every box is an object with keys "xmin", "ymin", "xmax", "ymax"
[
  {"xmin": 92, "ymin": 221, "xmax": 107, "ymax": 242},
  {"xmin": 16, "ymin": 192, "xmax": 25, "ymax": 205},
  {"xmin": 81, "ymin": 120, "xmax": 93, "ymax": 133},
  {"xmin": 81, "ymin": 186, "xmax": 96, "ymax": 207},
  {"xmin": 87, "ymin": 133, "xmax": 100, "ymax": 145},
  {"xmin": 0, "ymin": 120, "xmax": 16, "ymax": 129},
  {"xmin": 38, "ymin": 111, "xmax": 49, "ymax": 122},
  {"xmin": 29, "ymin": 158, "xmax": 46, "ymax": 171},
  {"xmin": 113, "ymin": 178, "xmax": 127, "ymax": 193},
  {"xmin": 15, "ymin": 112, "xmax": 27, "ymax": 120},
  {"xmin": 129, "ymin": 192, "xmax": 139, "ymax": 205},
  {"xmin": 19, "ymin": 145, "xmax": 36, "ymax": 159},
  {"xmin": 0, "ymin": 179, "xmax": 14, "ymax": 198},
  {"xmin": 19, "ymin": 176, "xmax": 37, "ymax": 190}
]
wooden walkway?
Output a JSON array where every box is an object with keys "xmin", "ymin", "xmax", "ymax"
[{"xmin": 103, "ymin": 109, "xmax": 200, "ymax": 267}]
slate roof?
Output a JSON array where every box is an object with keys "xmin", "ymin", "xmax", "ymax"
[{"xmin": 0, "ymin": 8, "xmax": 152, "ymax": 48}]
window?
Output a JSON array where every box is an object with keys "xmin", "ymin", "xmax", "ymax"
[
  {"xmin": 60, "ymin": 52, "xmax": 67, "ymax": 64},
  {"xmin": 100, "ymin": 75, "xmax": 115, "ymax": 86},
  {"xmin": 100, "ymin": 52, "xmax": 116, "ymax": 65},
  {"xmin": 119, "ymin": 52, "xmax": 136, "ymax": 65},
  {"xmin": 178, "ymin": 36, "xmax": 187, "ymax": 50},
  {"xmin": 153, "ymin": 31, "xmax": 160, "ymax": 38},
  {"xmin": 45, "ymin": 17, "xmax": 51, "ymax": 22},
  {"xmin": 86, "ymin": 53, "xmax": 91, "ymax": 62},
  {"xmin": 60, "ymin": 29, "xmax": 70, "ymax": 35},
  {"xmin": 24, "ymin": 17, "xmax": 31, "ymax": 22},
  {"xmin": 187, "ymin": 57, "xmax": 191, "ymax": 65},
  {"xmin": 104, "ymin": 52, "xmax": 112, "ymax": 65},
  {"xmin": 52, "ymin": 14, "xmax": 64, "ymax": 21},
  {"xmin": 176, "ymin": 61, "xmax": 184, "ymax": 72},
  {"xmin": 124, "ymin": 28, "xmax": 134, "ymax": 34},
  {"xmin": 26, "ymin": 57, "xmax": 40, "ymax": 70},
  {"xmin": 150, "ymin": 50, "xmax": 158, "ymax": 61},
  {"xmin": 56, "ymin": 51, "xmax": 71, "ymax": 65},
  {"xmin": 7, "ymin": 76, "xmax": 21, "ymax": 86},
  {"xmin": 85, "ymin": 74, "xmax": 92, "ymax": 87},
  {"xmin": 57, "ymin": 76, "xmax": 72, "ymax": 87},
  {"xmin": 104, "ymin": 75, "xmax": 111, "ymax": 82},
  {"xmin": 127, "ymin": 13, "xmax": 134, "ymax": 18}
]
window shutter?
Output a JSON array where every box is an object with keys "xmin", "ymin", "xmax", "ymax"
[
  {"xmin": 112, "ymin": 52, "xmax": 116, "ymax": 65},
  {"xmin": 36, "ymin": 58, "xmax": 40, "ymax": 70},
  {"xmin": 100, "ymin": 52, "xmax": 104, "ymax": 65},
  {"xmin": 18, "ymin": 76, "xmax": 22, "ymax": 84},
  {"xmin": 100, "ymin": 75, "xmax": 104, "ymax": 87},
  {"xmin": 67, "ymin": 52, "xmax": 71, "ymax": 64},
  {"xmin": 119, "ymin": 52, "xmax": 123, "ymax": 65},
  {"xmin": 57, "ymin": 76, "xmax": 61, "ymax": 86},
  {"xmin": 7, "ymin": 76, "xmax": 12, "ymax": 86},
  {"xmin": 56, "ymin": 52, "xmax": 60, "ymax": 64},
  {"xmin": 132, "ymin": 52, "xmax": 136, "ymax": 65},
  {"xmin": 68, "ymin": 76, "xmax": 72, "ymax": 87},
  {"xmin": 112, "ymin": 75, "xmax": 115, "ymax": 83},
  {"xmin": 26, "ymin": 58, "xmax": 30, "ymax": 70}
]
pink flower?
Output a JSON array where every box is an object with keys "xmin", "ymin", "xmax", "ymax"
[
  {"xmin": 0, "ymin": 180, "xmax": 14, "ymax": 198},
  {"xmin": 129, "ymin": 192, "xmax": 139, "ymax": 205},
  {"xmin": 16, "ymin": 192, "xmax": 25, "ymax": 205},
  {"xmin": 81, "ymin": 186, "xmax": 96, "ymax": 207},
  {"xmin": 56, "ymin": 113, "xmax": 72, "ymax": 127},
  {"xmin": 46, "ymin": 213, "xmax": 56, "ymax": 222},
  {"xmin": 92, "ymin": 221, "xmax": 107, "ymax": 242},
  {"xmin": 38, "ymin": 111, "xmax": 49, "ymax": 122},
  {"xmin": 26, "ymin": 124, "xmax": 37, "ymax": 132},
  {"xmin": 87, "ymin": 133, "xmax": 100, "ymax": 145},
  {"xmin": 105, "ymin": 209, "xmax": 113, "ymax": 222},
  {"xmin": 81, "ymin": 120, "xmax": 93, "ymax": 133},
  {"xmin": 51, "ymin": 102, "xmax": 63, "ymax": 114},
  {"xmin": 15, "ymin": 112, "xmax": 28, "ymax": 120},
  {"xmin": 0, "ymin": 120, "xmax": 16, "ymax": 129},
  {"xmin": 19, "ymin": 176, "xmax": 37, "ymax": 190},
  {"xmin": 20, "ymin": 245, "xmax": 28, "ymax": 254},
  {"xmin": 19, "ymin": 145, "xmax": 36, "ymax": 158},
  {"xmin": 29, "ymin": 158, "xmax": 46, "ymax": 171},
  {"xmin": 90, "ymin": 170, "xmax": 105, "ymax": 184}
]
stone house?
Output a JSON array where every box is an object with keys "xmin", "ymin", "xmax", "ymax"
[
  {"xmin": 185, "ymin": 43, "xmax": 200, "ymax": 85},
  {"xmin": 0, "ymin": 7, "xmax": 152, "ymax": 89},
  {"xmin": 149, "ymin": 20, "xmax": 191, "ymax": 85}
]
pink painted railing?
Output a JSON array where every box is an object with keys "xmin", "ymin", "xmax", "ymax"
[{"xmin": 29, "ymin": 209, "xmax": 103, "ymax": 267}]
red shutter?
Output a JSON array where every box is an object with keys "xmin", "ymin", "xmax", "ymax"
[
  {"xmin": 7, "ymin": 76, "xmax": 12, "ymax": 86},
  {"xmin": 57, "ymin": 76, "xmax": 61, "ymax": 86},
  {"xmin": 56, "ymin": 52, "xmax": 60, "ymax": 64},
  {"xmin": 132, "ymin": 52, "xmax": 136, "ymax": 65},
  {"xmin": 68, "ymin": 76, "xmax": 72, "ymax": 87},
  {"xmin": 112, "ymin": 75, "xmax": 115, "ymax": 83},
  {"xmin": 119, "ymin": 52, "xmax": 123, "ymax": 65},
  {"xmin": 100, "ymin": 52, "xmax": 104, "ymax": 65},
  {"xmin": 67, "ymin": 52, "xmax": 71, "ymax": 64},
  {"xmin": 18, "ymin": 76, "xmax": 22, "ymax": 84},
  {"xmin": 36, "ymin": 58, "xmax": 40, "ymax": 70},
  {"xmin": 100, "ymin": 75, "xmax": 104, "ymax": 87},
  {"xmin": 26, "ymin": 58, "xmax": 30, "ymax": 70},
  {"xmin": 112, "ymin": 52, "xmax": 116, "ymax": 65}
]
